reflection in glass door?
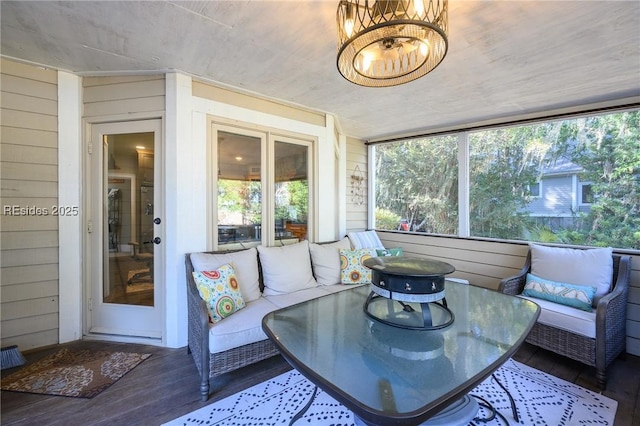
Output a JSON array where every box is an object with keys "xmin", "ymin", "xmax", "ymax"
[
  {"xmin": 216, "ymin": 130, "xmax": 264, "ymax": 250},
  {"xmin": 274, "ymin": 139, "xmax": 310, "ymax": 243},
  {"xmin": 104, "ymin": 133, "xmax": 155, "ymax": 307}
]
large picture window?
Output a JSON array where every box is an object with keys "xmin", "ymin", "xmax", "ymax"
[{"xmin": 372, "ymin": 109, "xmax": 640, "ymax": 250}]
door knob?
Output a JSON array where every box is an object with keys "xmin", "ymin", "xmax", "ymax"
[
  {"xmin": 154, "ymin": 217, "xmax": 161, "ymax": 225},
  {"xmin": 153, "ymin": 237, "xmax": 161, "ymax": 244}
]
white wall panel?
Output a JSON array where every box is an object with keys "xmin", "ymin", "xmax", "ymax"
[{"xmin": 0, "ymin": 59, "xmax": 59, "ymax": 350}]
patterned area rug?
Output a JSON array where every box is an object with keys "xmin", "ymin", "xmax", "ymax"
[
  {"xmin": 165, "ymin": 359, "xmax": 617, "ymax": 425},
  {"xmin": 1, "ymin": 348, "xmax": 151, "ymax": 398}
]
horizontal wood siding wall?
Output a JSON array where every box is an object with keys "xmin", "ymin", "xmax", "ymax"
[
  {"xmin": 83, "ymin": 75, "xmax": 165, "ymax": 118},
  {"xmin": 378, "ymin": 231, "xmax": 640, "ymax": 356},
  {"xmin": 192, "ymin": 80, "xmax": 326, "ymax": 127},
  {"xmin": 345, "ymin": 137, "xmax": 367, "ymax": 232},
  {"xmin": 1, "ymin": 59, "xmax": 59, "ymax": 350}
]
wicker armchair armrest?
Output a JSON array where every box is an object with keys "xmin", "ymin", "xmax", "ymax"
[
  {"xmin": 185, "ymin": 254, "xmax": 212, "ymax": 400},
  {"xmin": 595, "ymin": 256, "xmax": 631, "ymax": 365},
  {"xmin": 498, "ymin": 252, "xmax": 531, "ymax": 295}
]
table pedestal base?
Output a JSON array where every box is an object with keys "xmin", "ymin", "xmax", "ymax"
[
  {"xmin": 352, "ymin": 395, "xmax": 479, "ymax": 426},
  {"xmin": 364, "ymin": 292, "xmax": 455, "ymax": 330}
]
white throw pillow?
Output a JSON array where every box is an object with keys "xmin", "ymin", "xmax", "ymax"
[
  {"xmin": 190, "ymin": 248, "xmax": 261, "ymax": 302},
  {"xmin": 529, "ymin": 243, "xmax": 613, "ymax": 306},
  {"xmin": 309, "ymin": 238, "xmax": 352, "ymax": 285},
  {"xmin": 258, "ymin": 241, "xmax": 317, "ymax": 295}
]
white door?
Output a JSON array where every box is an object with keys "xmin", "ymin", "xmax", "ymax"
[{"xmin": 86, "ymin": 120, "xmax": 163, "ymax": 340}]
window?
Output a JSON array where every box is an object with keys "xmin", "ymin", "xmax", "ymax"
[
  {"xmin": 373, "ymin": 135, "xmax": 458, "ymax": 235},
  {"xmin": 528, "ymin": 182, "xmax": 541, "ymax": 197},
  {"xmin": 213, "ymin": 124, "xmax": 314, "ymax": 249},
  {"xmin": 372, "ymin": 109, "xmax": 640, "ymax": 250},
  {"xmin": 579, "ymin": 182, "xmax": 593, "ymax": 205}
]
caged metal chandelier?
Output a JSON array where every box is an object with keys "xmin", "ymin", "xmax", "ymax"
[{"xmin": 336, "ymin": 0, "xmax": 448, "ymax": 87}]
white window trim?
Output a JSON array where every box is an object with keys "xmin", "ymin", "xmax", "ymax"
[
  {"xmin": 458, "ymin": 133, "xmax": 470, "ymax": 237},
  {"xmin": 209, "ymin": 119, "xmax": 316, "ymax": 249},
  {"xmin": 528, "ymin": 181, "xmax": 542, "ymax": 198},
  {"xmin": 578, "ymin": 181, "xmax": 593, "ymax": 206}
]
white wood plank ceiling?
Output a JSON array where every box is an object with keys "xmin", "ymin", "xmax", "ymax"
[{"xmin": 1, "ymin": 1, "xmax": 639, "ymax": 140}]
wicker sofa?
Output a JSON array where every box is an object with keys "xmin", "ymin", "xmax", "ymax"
[
  {"xmin": 185, "ymin": 238, "xmax": 364, "ymax": 401},
  {"xmin": 498, "ymin": 244, "xmax": 631, "ymax": 389}
]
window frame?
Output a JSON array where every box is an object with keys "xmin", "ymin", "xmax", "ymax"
[
  {"xmin": 578, "ymin": 181, "xmax": 593, "ymax": 206},
  {"xmin": 528, "ymin": 181, "xmax": 542, "ymax": 198},
  {"xmin": 209, "ymin": 119, "xmax": 315, "ymax": 250}
]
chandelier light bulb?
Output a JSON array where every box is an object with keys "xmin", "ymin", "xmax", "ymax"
[
  {"xmin": 344, "ymin": 18, "xmax": 355, "ymax": 38},
  {"xmin": 343, "ymin": 3, "xmax": 355, "ymax": 38},
  {"xmin": 420, "ymin": 40, "xmax": 429, "ymax": 57}
]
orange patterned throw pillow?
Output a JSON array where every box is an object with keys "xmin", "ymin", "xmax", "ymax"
[
  {"xmin": 339, "ymin": 248, "xmax": 376, "ymax": 284},
  {"xmin": 192, "ymin": 263, "xmax": 245, "ymax": 323}
]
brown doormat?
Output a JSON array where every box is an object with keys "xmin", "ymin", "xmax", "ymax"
[{"xmin": 1, "ymin": 348, "xmax": 151, "ymax": 398}]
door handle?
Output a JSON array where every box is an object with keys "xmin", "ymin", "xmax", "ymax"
[
  {"xmin": 154, "ymin": 217, "xmax": 161, "ymax": 225},
  {"xmin": 153, "ymin": 237, "xmax": 161, "ymax": 244}
]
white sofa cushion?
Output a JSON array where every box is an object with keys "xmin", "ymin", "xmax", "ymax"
[
  {"xmin": 518, "ymin": 295, "xmax": 596, "ymax": 339},
  {"xmin": 529, "ymin": 244, "xmax": 613, "ymax": 306},
  {"xmin": 208, "ymin": 297, "xmax": 279, "ymax": 354},
  {"xmin": 191, "ymin": 248, "xmax": 261, "ymax": 302},
  {"xmin": 309, "ymin": 237, "xmax": 351, "ymax": 285},
  {"xmin": 258, "ymin": 241, "xmax": 317, "ymax": 296}
]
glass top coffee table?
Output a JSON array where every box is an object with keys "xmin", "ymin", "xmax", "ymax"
[{"xmin": 263, "ymin": 281, "xmax": 539, "ymax": 425}]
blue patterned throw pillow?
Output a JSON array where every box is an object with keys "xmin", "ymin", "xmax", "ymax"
[{"xmin": 522, "ymin": 273, "xmax": 596, "ymax": 311}]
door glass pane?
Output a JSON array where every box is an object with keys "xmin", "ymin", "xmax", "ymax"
[
  {"xmin": 274, "ymin": 141, "xmax": 309, "ymax": 243},
  {"xmin": 217, "ymin": 131, "xmax": 262, "ymax": 249},
  {"xmin": 104, "ymin": 132, "xmax": 154, "ymax": 307}
]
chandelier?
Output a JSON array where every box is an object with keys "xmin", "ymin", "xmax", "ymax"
[{"xmin": 336, "ymin": 0, "xmax": 448, "ymax": 87}]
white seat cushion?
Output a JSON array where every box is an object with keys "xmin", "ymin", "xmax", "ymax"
[
  {"xmin": 318, "ymin": 283, "xmax": 365, "ymax": 294},
  {"xmin": 446, "ymin": 278, "xmax": 469, "ymax": 285},
  {"xmin": 518, "ymin": 295, "xmax": 596, "ymax": 339},
  {"xmin": 264, "ymin": 287, "xmax": 330, "ymax": 309},
  {"xmin": 208, "ymin": 297, "xmax": 278, "ymax": 354}
]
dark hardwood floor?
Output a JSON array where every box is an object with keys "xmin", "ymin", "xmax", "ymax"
[{"xmin": 1, "ymin": 340, "xmax": 639, "ymax": 425}]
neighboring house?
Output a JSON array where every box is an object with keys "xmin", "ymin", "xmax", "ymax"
[{"xmin": 525, "ymin": 157, "xmax": 592, "ymax": 229}]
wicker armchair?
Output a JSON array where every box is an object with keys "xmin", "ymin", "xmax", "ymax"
[{"xmin": 498, "ymin": 250, "xmax": 631, "ymax": 389}]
